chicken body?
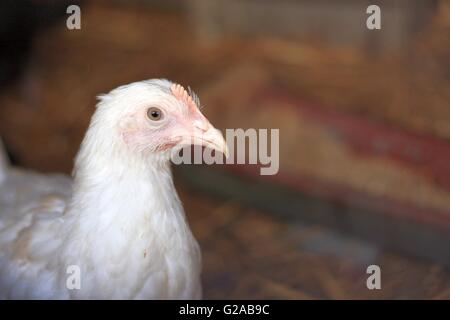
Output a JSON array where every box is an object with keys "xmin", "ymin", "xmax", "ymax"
[
  {"xmin": 0, "ymin": 165, "xmax": 201, "ymax": 299},
  {"xmin": 0, "ymin": 79, "xmax": 226, "ymax": 299}
]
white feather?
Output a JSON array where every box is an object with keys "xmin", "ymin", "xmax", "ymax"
[{"xmin": 0, "ymin": 80, "xmax": 202, "ymax": 299}]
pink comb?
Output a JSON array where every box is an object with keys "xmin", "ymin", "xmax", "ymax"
[{"xmin": 170, "ymin": 83, "xmax": 200, "ymax": 112}]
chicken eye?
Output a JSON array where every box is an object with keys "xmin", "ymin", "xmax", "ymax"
[{"xmin": 147, "ymin": 107, "xmax": 163, "ymax": 121}]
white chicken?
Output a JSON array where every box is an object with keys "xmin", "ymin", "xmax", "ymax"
[{"xmin": 0, "ymin": 79, "xmax": 228, "ymax": 299}]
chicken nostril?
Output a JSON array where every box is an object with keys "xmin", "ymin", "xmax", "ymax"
[
  {"xmin": 194, "ymin": 125, "xmax": 208, "ymax": 133},
  {"xmin": 193, "ymin": 120, "xmax": 209, "ymax": 132}
]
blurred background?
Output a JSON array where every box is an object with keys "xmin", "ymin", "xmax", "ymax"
[{"xmin": 0, "ymin": 0, "xmax": 449, "ymax": 298}]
